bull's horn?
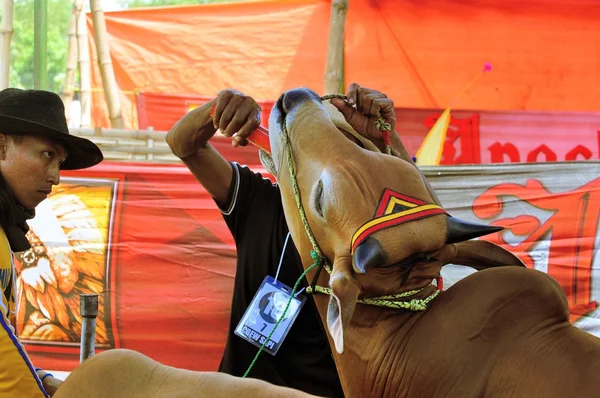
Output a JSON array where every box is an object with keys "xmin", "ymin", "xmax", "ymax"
[
  {"xmin": 352, "ymin": 237, "xmax": 386, "ymax": 274},
  {"xmin": 446, "ymin": 216, "xmax": 504, "ymax": 244}
]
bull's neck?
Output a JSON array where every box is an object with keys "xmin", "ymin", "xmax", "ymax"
[
  {"xmin": 306, "ymin": 272, "xmax": 421, "ymax": 397},
  {"xmin": 309, "ymin": 293, "xmax": 419, "ymax": 397}
]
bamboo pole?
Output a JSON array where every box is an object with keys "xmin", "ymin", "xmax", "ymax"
[
  {"xmin": 74, "ymin": 0, "xmax": 91, "ymax": 127},
  {"xmin": 62, "ymin": 8, "xmax": 78, "ymax": 120},
  {"xmin": 90, "ymin": 0, "xmax": 123, "ymax": 128},
  {"xmin": 323, "ymin": 0, "xmax": 349, "ymax": 95},
  {"xmin": 70, "ymin": 127, "xmax": 168, "ymax": 140},
  {"xmin": 0, "ymin": 0, "xmax": 14, "ymax": 90},
  {"xmin": 33, "ymin": 0, "xmax": 48, "ymax": 90}
]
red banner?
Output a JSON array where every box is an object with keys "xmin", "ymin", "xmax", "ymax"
[
  {"xmin": 18, "ymin": 158, "xmax": 600, "ymax": 373},
  {"xmin": 137, "ymin": 92, "xmax": 600, "ymax": 165},
  {"xmin": 19, "ymin": 161, "xmax": 248, "ymax": 372}
]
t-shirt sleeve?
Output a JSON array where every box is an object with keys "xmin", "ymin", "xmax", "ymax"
[
  {"xmin": 215, "ymin": 162, "xmax": 282, "ymax": 241},
  {"xmin": 0, "ymin": 305, "xmax": 48, "ymax": 397}
]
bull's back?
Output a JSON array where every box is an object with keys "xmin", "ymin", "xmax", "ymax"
[
  {"xmin": 54, "ymin": 349, "xmax": 319, "ymax": 398},
  {"xmin": 400, "ymin": 266, "xmax": 596, "ymax": 397},
  {"xmin": 485, "ymin": 323, "xmax": 600, "ymax": 397}
]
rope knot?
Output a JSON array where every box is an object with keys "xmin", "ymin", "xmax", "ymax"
[
  {"xmin": 376, "ymin": 117, "xmax": 392, "ymax": 131},
  {"xmin": 310, "ymin": 250, "xmax": 326, "ymax": 266}
]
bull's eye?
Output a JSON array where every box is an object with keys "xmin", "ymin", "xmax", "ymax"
[{"xmin": 314, "ymin": 180, "xmax": 325, "ymax": 218}]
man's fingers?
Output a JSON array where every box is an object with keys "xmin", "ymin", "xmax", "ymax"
[
  {"xmin": 330, "ymin": 97, "xmax": 354, "ymax": 120},
  {"xmin": 346, "ymin": 83, "xmax": 361, "ymax": 105},
  {"xmin": 360, "ymin": 92, "xmax": 386, "ymax": 117},
  {"xmin": 376, "ymin": 97, "xmax": 396, "ymax": 128},
  {"xmin": 222, "ymin": 101, "xmax": 252, "ymax": 138},
  {"xmin": 218, "ymin": 99, "xmax": 241, "ymax": 135},
  {"xmin": 370, "ymin": 98, "xmax": 394, "ymax": 119},
  {"xmin": 212, "ymin": 90, "xmax": 234, "ymax": 129},
  {"xmin": 232, "ymin": 108, "xmax": 261, "ymax": 147}
]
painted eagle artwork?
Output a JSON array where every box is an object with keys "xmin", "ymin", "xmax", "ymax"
[{"xmin": 13, "ymin": 181, "xmax": 115, "ymax": 347}]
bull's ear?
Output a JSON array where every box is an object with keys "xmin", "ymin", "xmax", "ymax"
[
  {"xmin": 327, "ymin": 257, "xmax": 361, "ymax": 354},
  {"xmin": 258, "ymin": 149, "xmax": 277, "ymax": 176},
  {"xmin": 449, "ymin": 240, "xmax": 526, "ymax": 270}
]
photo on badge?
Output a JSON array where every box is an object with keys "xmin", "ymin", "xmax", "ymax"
[{"xmin": 234, "ymin": 276, "xmax": 306, "ymax": 356}]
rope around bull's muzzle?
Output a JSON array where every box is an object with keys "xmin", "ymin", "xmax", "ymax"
[
  {"xmin": 320, "ymin": 94, "xmax": 393, "ymax": 155},
  {"xmin": 241, "ymin": 94, "xmax": 439, "ymax": 377},
  {"xmin": 283, "ymin": 94, "xmax": 438, "ymax": 309}
]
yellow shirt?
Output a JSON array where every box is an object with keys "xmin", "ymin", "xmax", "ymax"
[{"xmin": 0, "ymin": 228, "xmax": 48, "ymax": 397}]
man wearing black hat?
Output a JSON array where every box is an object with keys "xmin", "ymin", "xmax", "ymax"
[{"xmin": 0, "ymin": 88, "xmax": 103, "ymax": 397}]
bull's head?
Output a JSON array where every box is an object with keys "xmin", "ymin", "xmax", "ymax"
[{"xmin": 265, "ymin": 88, "xmax": 525, "ymax": 354}]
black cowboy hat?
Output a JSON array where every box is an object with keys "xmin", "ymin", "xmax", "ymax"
[{"xmin": 0, "ymin": 88, "xmax": 103, "ymax": 170}]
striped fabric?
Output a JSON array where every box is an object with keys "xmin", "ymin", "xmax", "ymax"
[{"xmin": 0, "ymin": 228, "xmax": 48, "ymax": 398}]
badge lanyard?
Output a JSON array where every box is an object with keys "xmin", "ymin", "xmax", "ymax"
[
  {"xmin": 234, "ymin": 232, "xmax": 307, "ymax": 356},
  {"xmin": 274, "ymin": 232, "xmax": 305, "ymax": 298}
]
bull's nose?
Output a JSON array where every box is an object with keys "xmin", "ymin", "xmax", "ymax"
[{"xmin": 281, "ymin": 88, "xmax": 321, "ymax": 113}]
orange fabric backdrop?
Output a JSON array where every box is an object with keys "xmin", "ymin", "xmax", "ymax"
[{"xmin": 87, "ymin": 0, "xmax": 600, "ymax": 129}]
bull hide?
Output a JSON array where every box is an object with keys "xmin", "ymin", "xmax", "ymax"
[{"xmin": 265, "ymin": 87, "xmax": 600, "ymax": 398}]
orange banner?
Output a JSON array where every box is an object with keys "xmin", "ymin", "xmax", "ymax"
[{"xmin": 86, "ymin": 0, "xmax": 600, "ymax": 129}]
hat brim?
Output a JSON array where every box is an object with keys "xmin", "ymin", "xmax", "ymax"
[{"xmin": 0, "ymin": 115, "xmax": 103, "ymax": 170}]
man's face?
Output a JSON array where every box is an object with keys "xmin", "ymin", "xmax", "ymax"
[{"xmin": 0, "ymin": 134, "xmax": 67, "ymax": 209}]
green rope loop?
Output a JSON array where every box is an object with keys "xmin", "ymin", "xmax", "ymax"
[
  {"xmin": 320, "ymin": 93, "xmax": 348, "ymax": 101},
  {"xmin": 282, "ymin": 116, "xmax": 323, "ymax": 258},
  {"xmin": 305, "ymin": 285, "xmax": 440, "ymax": 311}
]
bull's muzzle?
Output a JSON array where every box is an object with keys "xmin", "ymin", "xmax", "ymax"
[{"xmin": 280, "ymin": 87, "xmax": 322, "ymax": 114}]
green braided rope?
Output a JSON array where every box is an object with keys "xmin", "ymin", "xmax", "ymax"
[
  {"xmin": 243, "ymin": 259, "xmax": 321, "ymax": 378},
  {"xmin": 306, "ymin": 285, "xmax": 440, "ymax": 311},
  {"xmin": 282, "ymin": 107, "xmax": 332, "ymax": 274},
  {"xmin": 320, "ymin": 93, "xmax": 348, "ymax": 101},
  {"xmin": 375, "ymin": 118, "xmax": 392, "ymax": 132}
]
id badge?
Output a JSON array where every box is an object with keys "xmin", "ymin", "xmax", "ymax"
[{"xmin": 234, "ymin": 276, "xmax": 306, "ymax": 356}]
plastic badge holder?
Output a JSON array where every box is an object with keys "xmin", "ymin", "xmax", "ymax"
[{"xmin": 234, "ymin": 276, "xmax": 307, "ymax": 356}]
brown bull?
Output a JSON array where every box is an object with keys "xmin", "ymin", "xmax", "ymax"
[{"xmin": 264, "ymin": 87, "xmax": 600, "ymax": 398}]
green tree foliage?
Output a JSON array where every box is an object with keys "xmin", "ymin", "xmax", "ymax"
[
  {"xmin": 1, "ymin": 0, "xmax": 72, "ymax": 92},
  {"xmin": 0, "ymin": 0, "xmax": 246, "ymax": 92}
]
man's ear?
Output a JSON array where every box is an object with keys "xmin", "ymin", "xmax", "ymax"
[
  {"xmin": 0, "ymin": 133, "xmax": 7, "ymax": 160},
  {"xmin": 259, "ymin": 149, "xmax": 277, "ymax": 177}
]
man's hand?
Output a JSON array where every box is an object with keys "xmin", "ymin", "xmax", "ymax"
[
  {"xmin": 166, "ymin": 89, "xmax": 261, "ymax": 159},
  {"xmin": 330, "ymin": 83, "xmax": 396, "ymax": 145},
  {"xmin": 36, "ymin": 370, "xmax": 63, "ymax": 397},
  {"xmin": 211, "ymin": 89, "xmax": 262, "ymax": 148}
]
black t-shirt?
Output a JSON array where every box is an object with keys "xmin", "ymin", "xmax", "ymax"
[{"xmin": 216, "ymin": 162, "xmax": 344, "ymax": 398}]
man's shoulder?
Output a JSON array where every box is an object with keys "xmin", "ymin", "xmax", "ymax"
[{"xmin": 234, "ymin": 162, "xmax": 278, "ymax": 188}]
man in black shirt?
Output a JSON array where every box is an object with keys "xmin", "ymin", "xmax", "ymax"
[
  {"xmin": 166, "ymin": 85, "xmax": 420, "ymax": 397},
  {"xmin": 167, "ymin": 89, "xmax": 343, "ymax": 397}
]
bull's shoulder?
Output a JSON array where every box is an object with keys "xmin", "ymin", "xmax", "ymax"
[{"xmin": 381, "ymin": 268, "xmax": 571, "ymax": 397}]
